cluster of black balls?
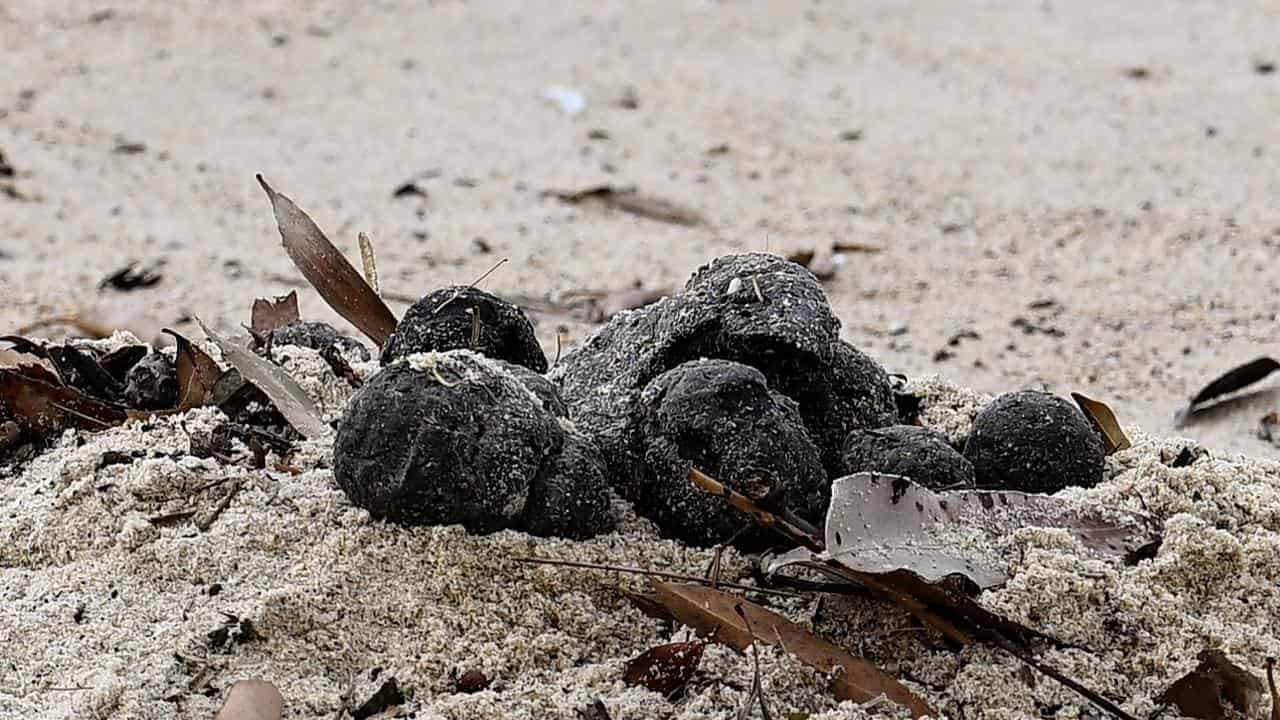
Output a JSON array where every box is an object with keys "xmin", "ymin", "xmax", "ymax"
[{"xmin": 328, "ymin": 253, "xmax": 1107, "ymax": 545}]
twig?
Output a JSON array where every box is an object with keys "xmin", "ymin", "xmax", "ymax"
[
  {"xmin": 195, "ymin": 480, "xmax": 242, "ymax": 531},
  {"xmin": 434, "ymin": 257, "xmax": 510, "ymax": 315},
  {"xmin": 687, "ymin": 468, "xmax": 823, "ymax": 550},
  {"xmin": 986, "ymin": 632, "xmax": 1138, "ymax": 720},
  {"xmin": 515, "ymin": 556, "xmax": 801, "ymax": 598}
]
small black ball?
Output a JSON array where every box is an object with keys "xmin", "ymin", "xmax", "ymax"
[
  {"xmin": 123, "ymin": 352, "xmax": 178, "ymax": 410},
  {"xmin": 963, "ymin": 390, "xmax": 1104, "ymax": 493},
  {"xmin": 521, "ymin": 425, "xmax": 615, "ymax": 540},
  {"xmin": 381, "ymin": 286, "xmax": 546, "ymax": 372},
  {"xmin": 268, "ymin": 320, "xmax": 370, "ymax": 361},
  {"xmin": 842, "ymin": 425, "xmax": 974, "ymax": 490}
]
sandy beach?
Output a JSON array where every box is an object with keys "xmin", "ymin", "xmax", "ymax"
[{"xmin": 3, "ymin": 2, "xmax": 1280, "ymax": 718}]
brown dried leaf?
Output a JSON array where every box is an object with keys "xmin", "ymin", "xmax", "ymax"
[
  {"xmin": 164, "ymin": 329, "xmax": 223, "ymax": 412},
  {"xmin": 623, "ymin": 641, "xmax": 704, "ymax": 696},
  {"xmin": 1159, "ymin": 649, "xmax": 1262, "ymax": 720},
  {"xmin": 549, "ymin": 185, "xmax": 704, "ymax": 226},
  {"xmin": 0, "ymin": 363, "xmax": 128, "ymax": 443},
  {"xmin": 649, "ymin": 581, "xmax": 935, "ymax": 718},
  {"xmin": 1176, "ymin": 357, "xmax": 1280, "ymax": 426},
  {"xmin": 197, "ymin": 319, "xmax": 329, "ymax": 439},
  {"xmin": 213, "ymin": 679, "xmax": 284, "ymax": 720},
  {"xmin": 256, "ymin": 175, "xmax": 397, "ymax": 346},
  {"xmin": 1071, "ymin": 392, "xmax": 1132, "ymax": 453},
  {"xmin": 250, "ymin": 291, "xmax": 300, "ymax": 335}
]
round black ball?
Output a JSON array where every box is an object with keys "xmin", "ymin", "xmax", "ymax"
[
  {"xmin": 963, "ymin": 390, "xmax": 1104, "ymax": 493},
  {"xmin": 842, "ymin": 425, "xmax": 974, "ymax": 490},
  {"xmin": 380, "ymin": 286, "xmax": 546, "ymax": 372}
]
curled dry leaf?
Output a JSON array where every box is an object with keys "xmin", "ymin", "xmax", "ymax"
[
  {"xmin": 0, "ymin": 363, "xmax": 127, "ymax": 442},
  {"xmin": 1176, "ymin": 356, "xmax": 1280, "ymax": 426},
  {"xmin": 767, "ymin": 473, "xmax": 1161, "ymax": 590},
  {"xmin": 647, "ymin": 581, "xmax": 935, "ymax": 718},
  {"xmin": 1071, "ymin": 392, "xmax": 1131, "ymax": 453},
  {"xmin": 623, "ymin": 641, "xmax": 704, "ymax": 696},
  {"xmin": 1159, "ymin": 649, "xmax": 1263, "ymax": 720},
  {"xmin": 213, "ymin": 679, "xmax": 284, "ymax": 720},
  {"xmin": 165, "ymin": 329, "xmax": 223, "ymax": 412},
  {"xmin": 256, "ymin": 175, "xmax": 397, "ymax": 347},
  {"xmin": 547, "ymin": 185, "xmax": 705, "ymax": 226},
  {"xmin": 250, "ymin": 291, "xmax": 301, "ymax": 335},
  {"xmin": 197, "ymin": 319, "xmax": 329, "ymax": 439}
]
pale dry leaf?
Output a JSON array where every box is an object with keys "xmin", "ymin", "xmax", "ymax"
[
  {"xmin": 1072, "ymin": 392, "xmax": 1132, "ymax": 453},
  {"xmin": 358, "ymin": 232, "xmax": 380, "ymax": 296},
  {"xmin": 196, "ymin": 319, "xmax": 329, "ymax": 439},
  {"xmin": 649, "ymin": 581, "xmax": 935, "ymax": 718},
  {"xmin": 768, "ymin": 473, "xmax": 1161, "ymax": 590},
  {"xmin": 256, "ymin": 175, "xmax": 397, "ymax": 346}
]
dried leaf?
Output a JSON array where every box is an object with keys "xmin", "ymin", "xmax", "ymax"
[
  {"xmin": 0, "ymin": 363, "xmax": 127, "ymax": 442},
  {"xmin": 99, "ymin": 345, "xmax": 148, "ymax": 382},
  {"xmin": 1260, "ymin": 412, "xmax": 1279, "ymax": 447},
  {"xmin": 256, "ymin": 175, "xmax": 397, "ymax": 346},
  {"xmin": 197, "ymin": 319, "xmax": 329, "ymax": 439},
  {"xmin": 548, "ymin": 185, "xmax": 705, "ymax": 226},
  {"xmin": 831, "ymin": 241, "xmax": 883, "ymax": 254},
  {"xmin": 1176, "ymin": 357, "xmax": 1280, "ymax": 426},
  {"xmin": 99, "ymin": 262, "xmax": 162, "ymax": 291},
  {"xmin": 649, "ymin": 581, "xmax": 935, "ymax": 718},
  {"xmin": 1071, "ymin": 392, "xmax": 1132, "ymax": 453},
  {"xmin": 785, "ymin": 250, "xmax": 837, "ymax": 281},
  {"xmin": 1159, "ymin": 649, "xmax": 1262, "ymax": 720},
  {"xmin": 623, "ymin": 641, "xmax": 704, "ymax": 696},
  {"xmin": 250, "ymin": 292, "xmax": 301, "ymax": 336},
  {"xmin": 577, "ymin": 699, "xmax": 613, "ymax": 720},
  {"xmin": 352, "ymin": 677, "xmax": 405, "ymax": 720},
  {"xmin": 213, "ymin": 679, "xmax": 284, "ymax": 720},
  {"xmin": 164, "ymin": 329, "xmax": 223, "ymax": 412},
  {"xmin": 358, "ymin": 232, "xmax": 380, "ymax": 296},
  {"xmin": 768, "ymin": 473, "xmax": 1160, "ymax": 590}
]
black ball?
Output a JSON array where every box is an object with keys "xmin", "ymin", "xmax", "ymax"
[
  {"xmin": 521, "ymin": 426, "xmax": 615, "ymax": 539},
  {"xmin": 334, "ymin": 352, "xmax": 558, "ymax": 533},
  {"xmin": 963, "ymin": 391, "xmax": 1104, "ymax": 493},
  {"xmin": 842, "ymin": 425, "xmax": 974, "ymax": 490},
  {"xmin": 381, "ymin": 286, "xmax": 546, "ymax": 372},
  {"xmin": 123, "ymin": 352, "xmax": 178, "ymax": 410},
  {"xmin": 268, "ymin": 320, "xmax": 370, "ymax": 361},
  {"xmin": 635, "ymin": 359, "xmax": 826, "ymax": 547}
]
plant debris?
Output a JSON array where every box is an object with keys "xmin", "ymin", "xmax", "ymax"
[
  {"xmin": 256, "ymin": 175, "xmax": 398, "ymax": 346},
  {"xmin": 622, "ymin": 641, "xmax": 704, "ymax": 696},
  {"xmin": 197, "ymin": 319, "xmax": 328, "ymax": 439},
  {"xmin": 641, "ymin": 581, "xmax": 935, "ymax": 717},
  {"xmin": 212, "ymin": 679, "xmax": 284, "ymax": 720},
  {"xmin": 166, "ymin": 329, "xmax": 223, "ymax": 412},
  {"xmin": 451, "ymin": 670, "xmax": 490, "ymax": 694},
  {"xmin": 353, "ymin": 677, "xmax": 405, "ymax": 719},
  {"xmin": 546, "ymin": 285, "xmax": 673, "ymax": 323},
  {"xmin": 767, "ymin": 472, "xmax": 1160, "ymax": 590},
  {"xmin": 99, "ymin": 262, "xmax": 163, "ymax": 291},
  {"xmin": 1176, "ymin": 356, "xmax": 1280, "ymax": 426},
  {"xmin": 1071, "ymin": 392, "xmax": 1132, "ymax": 453},
  {"xmin": 1261, "ymin": 411, "xmax": 1279, "ymax": 446},
  {"xmin": 1158, "ymin": 649, "xmax": 1263, "ymax": 720},
  {"xmin": 250, "ymin": 292, "xmax": 301, "ymax": 335},
  {"xmin": 546, "ymin": 185, "xmax": 705, "ymax": 226}
]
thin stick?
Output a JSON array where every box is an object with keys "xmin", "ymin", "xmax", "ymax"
[
  {"xmin": 357, "ymin": 232, "xmax": 379, "ymax": 295},
  {"xmin": 987, "ymin": 633, "xmax": 1138, "ymax": 720},
  {"xmin": 49, "ymin": 401, "xmax": 115, "ymax": 428},
  {"xmin": 195, "ymin": 481, "xmax": 242, "ymax": 531},
  {"xmin": 434, "ymin": 257, "xmax": 510, "ymax": 315},
  {"xmin": 515, "ymin": 556, "xmax": 801, "ymax": 598},
  {"xmin": 687, "ymin": 468, "xmax": 824, "ymax": 550}
]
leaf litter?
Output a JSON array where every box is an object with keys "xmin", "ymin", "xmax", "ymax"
[
  {"xmin": 1176, "ymin": 356, "xmax": 1280, "ymax": 426},
  {"xmin": 546, "ymin": 185, "xmax": 706, "ymax": 226}
]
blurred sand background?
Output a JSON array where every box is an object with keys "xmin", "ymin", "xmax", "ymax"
[{"xmin": 2, "ymin": 0, "xmax": 1278, "ymax": 457}]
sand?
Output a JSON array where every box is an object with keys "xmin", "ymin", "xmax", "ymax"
[
  {"xmin": 3, "ymin": 354, "xmax": 1280, "ymax": 719},
  {"xmin": 3, "ymin": 2, "xmax": 1280, "ymax": 718}
]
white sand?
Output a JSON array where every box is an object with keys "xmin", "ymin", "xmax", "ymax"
[{"xmin": 3, "ymin": 365, "xmax": 1280, "ymax": 719}]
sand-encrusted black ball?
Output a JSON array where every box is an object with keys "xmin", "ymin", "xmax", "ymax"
[
  {"xmin": 521, "ymin": 424, "xmax": 615, "ymax": 539},
  {"xmin": 123, "ymin": 352, "xmax": 178, "ymax": 410},
  {"xmin": 268, "ymin": 320, "xmax": 370, "ymax": 362},
  {"xmin": 635, "ymin": 359, "xmax": 826, "ymax": 547},
  {"xmin": 381, "ymin": 286, "xmax": 546, "ymax": 372},
  {"xmin": 963, "ymin": 390, "xmax": 1105, "ymax": 493},
  {"xmin": 842, "ymin": 425, "xmax": 975, "ymax": 490},
  {"xmin": 334, "ymin": 351, "xmax": 559, "ymax": 533}
]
